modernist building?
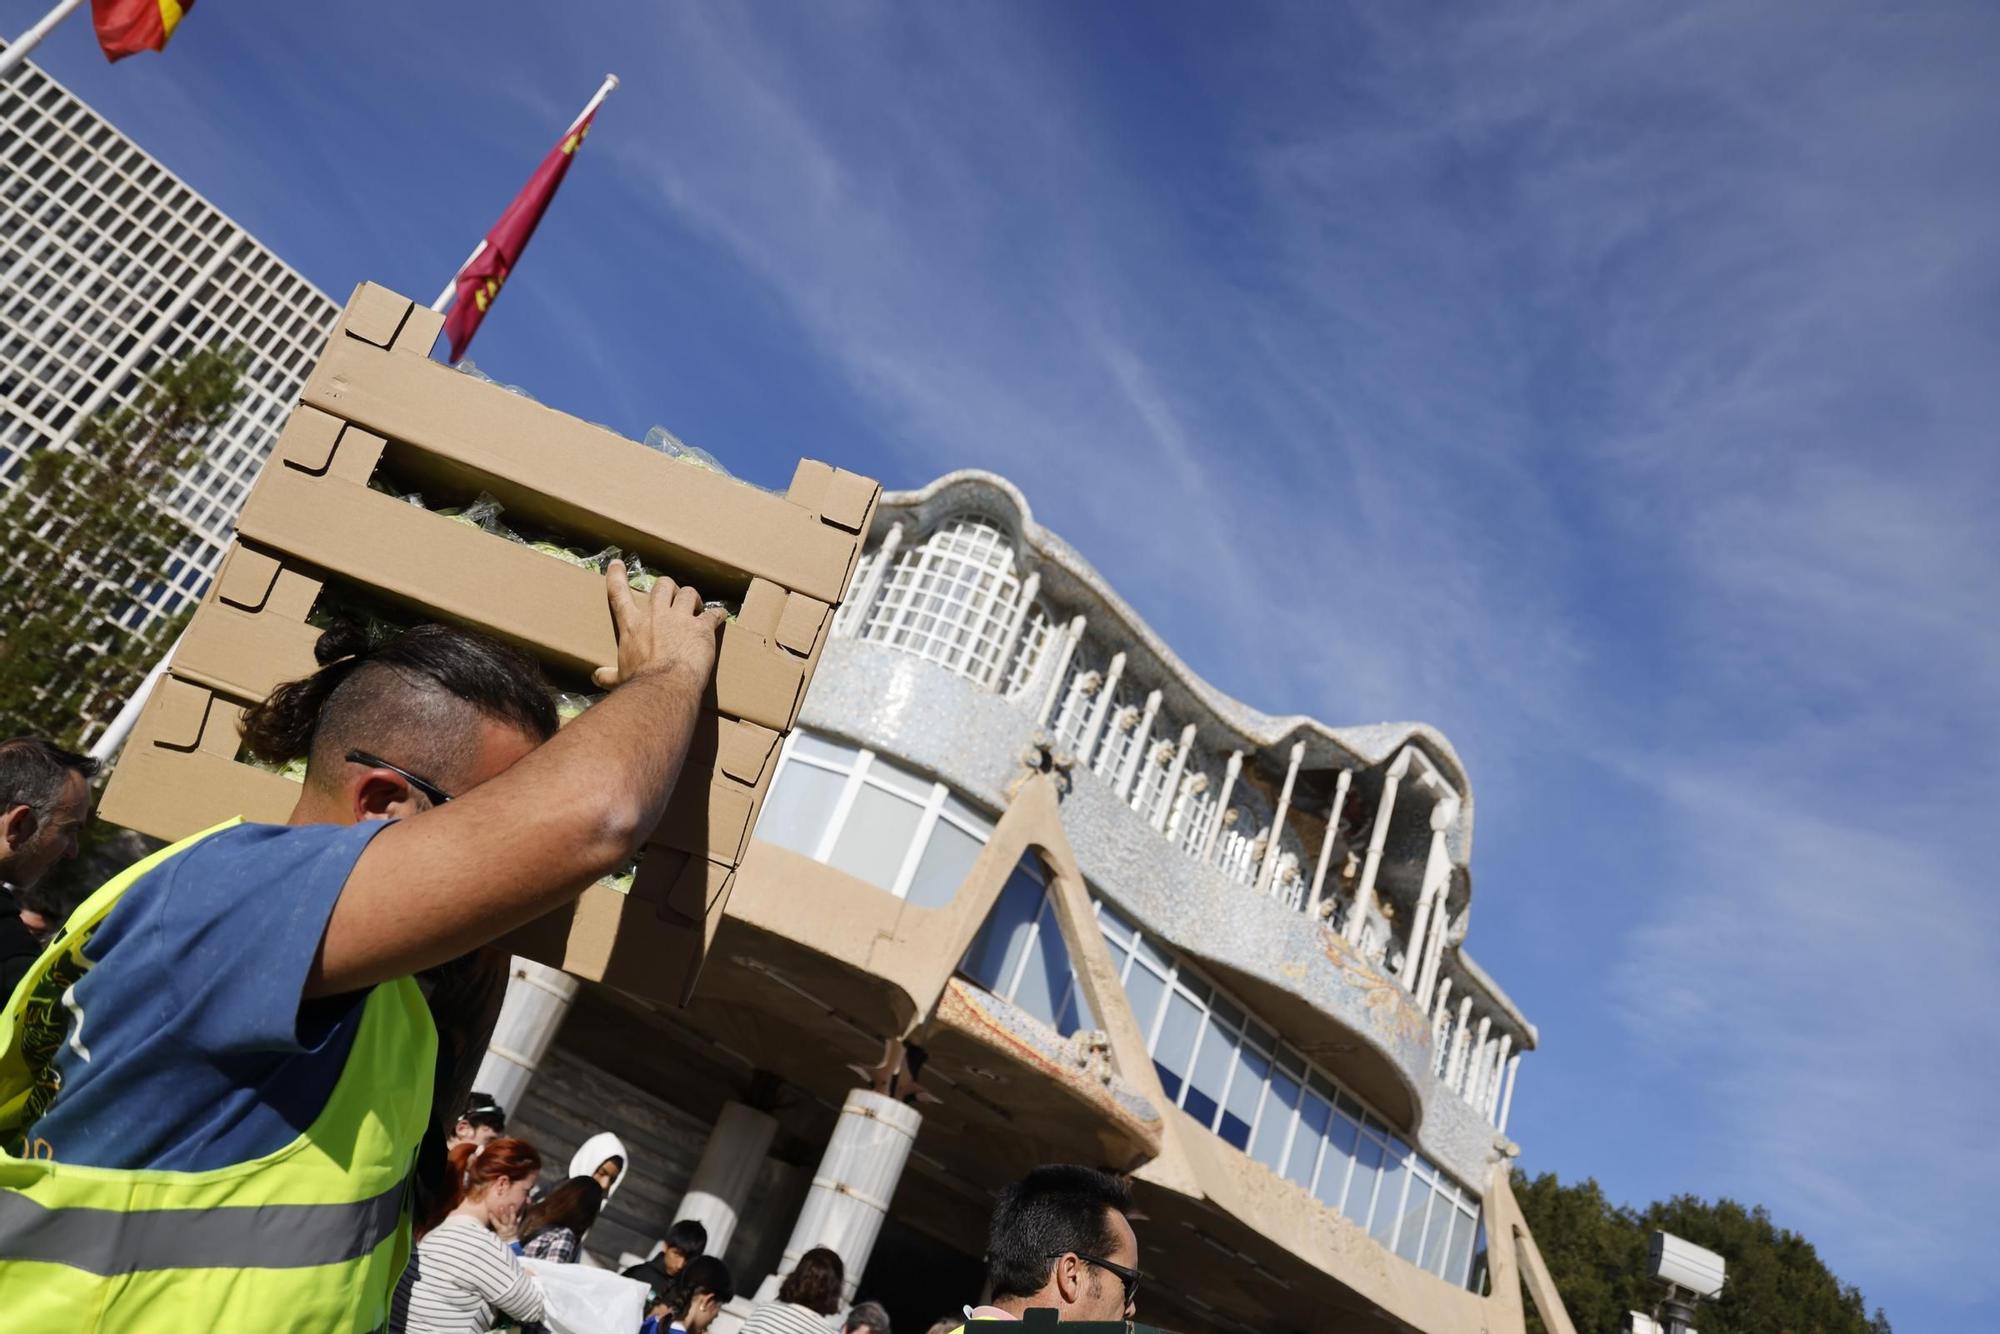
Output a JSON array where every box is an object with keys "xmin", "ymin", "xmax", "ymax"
[
  {"xmin": 0, "ymin": 56, "xmax": 338, "ymax": 729},
  {"xmin": 489, "ymin": 471, "xmax": 1571, "ymax": 1334}
]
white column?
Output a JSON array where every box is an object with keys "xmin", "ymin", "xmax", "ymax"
[
  {"xmin": 989, "ymin": 570, "xmax": 1040, "ymax": 690},
  {"xmin": 1075, "ymin": 651, "xmax": 1128, "ymax": 765},
  {"xmin": 1429, "ymin": 978, "xmax": 1454, "ymax": 1073},
  {"xmin": 755, "ymin": 1089, "xmax": 922, "ymax": 1305},
  {"xmin": 1152, "ymin": 724, "xmax": 1198, "ymax": 831},
  {"xmin": 1497, "ymin": 1054, "xmax": 1522, "ymax": 1135},
  {"xmin": 1115, "ymin": 689, "xmax": 1163, "ymax": 799},
  {"xmin": 1447, "ymin": 996, "xmax": 1475, "ymax": 1088},
  {"xmin": 473, "ymin": 958, "xmax": 580, "ymax": 1117},
  {"xmin": 675, "ymin": 1102, "xmax": 778, "ymax": 1260},
  {"xmin": 1201, "ymin": 750, "xmax": 1245, "ymax": 862},
  {"xmin": 1257, "ymin": 741, "xmax": 1308, "ymax": 893},
  {"xmin": 1463, "ymin": 1017, "xmax": 1493, "ymax": 1104},
  {"xmin": 1416, "ymin": 904, "xmax": 1450, "ymax": 1010},
  {"xmin": 1345, "ymin": 750, "xmax": 1413, "ymax": 944},
  {"xmin": 1305, "ymin": 769, "xmax": 1352, "ymax": 920},
  {"xmin": 1400, "ymin": 796, "xmax": 1458, "ymax": 990},
  {"xmin": 1165, "ymin": 771, "xmax": 1206, "ymax": 840},
  {"xmin": 1035, "ymin": 615, "xmax": 1087, "ymax": 726},
  {"xmin": 837, "ymin": 521, "xmax": 903, "ymax": 636},
  {"xmin": 1486, "ymin": 1034, "xmax": 1515, "ymax": 1123}
]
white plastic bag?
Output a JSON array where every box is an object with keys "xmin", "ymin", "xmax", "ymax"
[{"xmin": 518, "ymin": 1258, "xmax": 650, "ymax": 1334}]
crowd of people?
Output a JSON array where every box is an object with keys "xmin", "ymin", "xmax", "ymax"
[{"xmin": 0, "ymin": 566, "xmax": 1146, "ymax": 1331}]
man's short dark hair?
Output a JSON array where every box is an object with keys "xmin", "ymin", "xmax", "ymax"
[
  {"xmin": 843, "ymin": 1298, "xmax": 891, "ymax": 1334},
  {"xmin": 239, "ymin": 621, "xmax": 557, "ymax": 792},
  {"xmin": 665, "ymin": 1218, "xmax": 708, "ymax": 1259},
  {"xmin": 0, "ymin": 737, "xmax": 96, "ymax": 816},
  {"xmin": 984, "ymin": 1165, "xmax": 1133, "ymax": 1303}
]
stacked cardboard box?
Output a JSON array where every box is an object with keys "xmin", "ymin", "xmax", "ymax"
[{"xmin": 99, "ymin": 282, "xmax": 880, "ymax": 1004}]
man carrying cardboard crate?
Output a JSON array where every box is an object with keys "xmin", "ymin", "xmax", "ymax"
[{"xmin": 0, "ymin": 563, "xmax": 724, "ymax": 1333}]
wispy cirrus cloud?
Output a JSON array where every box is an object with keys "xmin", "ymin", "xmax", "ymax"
[{"xmin": 566, "ymin": 4, "xmax": 1999, "ymax": 1324}]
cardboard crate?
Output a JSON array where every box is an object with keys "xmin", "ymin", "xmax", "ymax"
[
  {"xmin": 96, "ymin": 281, "xmax": 880, "ymax": 1006},
  {"xmin": 302, "ymin": 283, "xmax": 877, "ymax": 605},
  {"xmin": 99, "ymin": 674, "xmax": 732, "ymax": 1006},
  {"xmin": 235, "ymin": 408, "xmax": 838, "ymax": 734}
]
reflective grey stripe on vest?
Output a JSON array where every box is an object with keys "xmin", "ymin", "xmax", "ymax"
[{"xmin": 0, "ymin": 1178, "xmax": 406, "ymax": 1275}]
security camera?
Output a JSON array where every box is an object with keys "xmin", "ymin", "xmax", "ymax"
[{"xmin": 1648, "ymin": 1231, "xmax": 1726, "ymax": 1300}]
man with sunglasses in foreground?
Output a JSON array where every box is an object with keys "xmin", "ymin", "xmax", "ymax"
[
  {"xmin": 0, "ymin": 564, "xmax": 721, "ymax": 1332},
  {"xmin": 962, "ymin": 1165, "xmax": 1144, "ymax": 1327}
]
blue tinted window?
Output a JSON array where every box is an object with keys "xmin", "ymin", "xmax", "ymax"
[
  {"xmin": 1288, "ymin": 1090, "xmax": 1330, "ymax": 1189},
  {"xmin": 961, "ymin": 862, "xmax": 1044, "ymax": 994},
  {"xmin": 1252, "ymin": 1068, "xmax": 1300, "ymax": 1171}
]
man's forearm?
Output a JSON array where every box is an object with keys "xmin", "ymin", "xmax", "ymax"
[{"xmin": 308, "ymin": 659, "xmax": 712, "ymax": 996}]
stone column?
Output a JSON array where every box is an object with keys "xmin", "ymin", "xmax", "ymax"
[
  {"xmin": 1076, "ymin": 651, "xmax": 1128, "ymax": 765},
  {"xmin": 1429, "ymin": 978, "xmax": 1454, "ymax": 1073},
  {"xmin": 1463, "ymin": 1017, "xmax": 1493, "ymax": 1103},
  {"xmin": 1399, "ymin": 797, "xmax": 1456, "ymax": 990},
  {"xmin": 1257, "ymin": 740, "xmax": 1308, "ymax": 893},
  {"xmin": 1416, "ymin": 906, "xmax": 1451, "ymax": 1011},
  {"xmin": 1497, "ymin": 1054, "xmax": 1522, "ymax": 1135},
  {"xmin": 1035, "ymin": 615, "xmax": 1087, "ymax": 726},
  {"xmin": 1115, "ymin": 689, "xmax": 1164, "ymax": 799},
  {"xmin": 1485, "ymin": 1034, "xmax": 1514, "ymax": 1123},
  {"xmin": 472, "ymin": 957, "xmax": 578, "ymax": 1117},
  {"xmin": 1346, "ymin": 750, "xmax": 1413, "ymax": 944},
  {"xmin": 1306, "ymin": 768, "xmax": 1353, "ymax": 920},
  {"xmin": 1447, "ymin": 1003, "xmax": 1476, "ymax": 1092},
  {"xmin": 756, "ymin": 1088, "xmax": 923, "ymax": 1305},
  {"xmin": 675, "ymin": 1102, "xmax": 779, "ymax": 1261},
  {"xmin": 836, "ymin": 521, "xmax": 903, "ymax": 636},
  {"xmin": 1201, "ymin": 750, "xmax": 1245, "ymax": 862},
  {"xmin": 1151, "ymin": 724, "xmax": 1198, "ymax": 831}
]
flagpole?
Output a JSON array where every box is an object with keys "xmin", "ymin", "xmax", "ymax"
[
  {"xmin": 0, "ymin": 0, "xmax": 88, "ymax": 79},
  {"xmin": 429, "ymin": 73, "xmax": 620, "ymax": 315}
]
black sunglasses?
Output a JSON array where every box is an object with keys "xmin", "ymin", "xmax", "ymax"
[
  {"xmin": 1052, "ymin": 1251, "xmax": 1143, "ymax": 1308},
  {"xmin": 346, "ymin": 750, "xmax": 454, "ymax": 807}
]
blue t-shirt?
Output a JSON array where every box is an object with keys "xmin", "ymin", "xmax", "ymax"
[{"xmin": 17, "ymin": 820, "xmax": 390, "ymax": 1170}]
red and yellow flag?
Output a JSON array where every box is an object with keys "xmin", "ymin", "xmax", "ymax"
[
  {"xmin": 442, "ymin": 105, "xmax": 603, "ymax": 363},
  {"xmin": 91, "ymin": 0, "xmax": 193, "ymax": 62}
]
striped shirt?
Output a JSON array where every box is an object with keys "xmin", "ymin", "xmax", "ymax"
[
  {"xmin": 740, "ymin": 1300, "xmax": 839, "ymax": 1334},
  {"xmin": 391, "ymin": 1216, "xmax": 546, "ymax": 1333}
]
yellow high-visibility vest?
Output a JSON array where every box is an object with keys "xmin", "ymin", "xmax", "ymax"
[{"xmin": 0, "ymin": 821, "xmax": 438, "ymax": 1332}]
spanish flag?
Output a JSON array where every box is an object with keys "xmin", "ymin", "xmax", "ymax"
[{"xmin": 92, "ymin": 0, "xmax": 193, "ymax": 62}]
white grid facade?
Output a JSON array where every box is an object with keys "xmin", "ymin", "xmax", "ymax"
[
  {"xmin": 860, "ymin": 518, "xmax": 1032, "ymax": 688},
  {"xmin": 0, "ymin": 59, "xmax": 337, "ymax": 658}
]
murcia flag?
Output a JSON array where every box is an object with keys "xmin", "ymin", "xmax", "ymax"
[
  {"xmin": 442, "ymin": 103, "xmax": 603, "ymax": 363},
  {"xmin": 92, "ymin": 0, "xmax": 193, "ymax": 61}
]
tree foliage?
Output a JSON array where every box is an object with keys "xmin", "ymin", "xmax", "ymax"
[
  {"xmin": 1512, "ymin": 1169, "xmax": 1892, "ymax": 1334},
  {"xmin": 0, "ymin": 345, "xmax": 247, "ymax": 746}
]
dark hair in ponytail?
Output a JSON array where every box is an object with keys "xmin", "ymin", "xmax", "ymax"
[
  {"xmin": 238, "ymin": 620, "xmax": 375, "ymax": 764},
  {"xmin": 663, "ymin": 1254, "xmax": 735, "ymax": 1322},
  {"xmin": 238, "ymin": 620, "xmax": 557, "ymax": 790}
]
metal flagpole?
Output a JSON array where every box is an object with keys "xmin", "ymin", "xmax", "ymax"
[
  {"xmin": 0, "ymin": 0, "xmax": 88, "ymax": 79},
  {"xmin": 429, "ymin": 73, "xmax": 620, "ymax": 314}
]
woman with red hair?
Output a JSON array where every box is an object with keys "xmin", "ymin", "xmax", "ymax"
[{"xmin": 391, "ymin": 1137, "xmax": 547, "ymax": 1333}]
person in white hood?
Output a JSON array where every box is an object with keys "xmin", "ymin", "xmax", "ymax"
[{"xmin": 569, "ymin": 1131, "xmax": 630, "ymax": 1199}]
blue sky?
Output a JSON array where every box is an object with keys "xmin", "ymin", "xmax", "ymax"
[{"xmin": 23, "ymin": 2, "xmax": 2000, "ymax": 1328}]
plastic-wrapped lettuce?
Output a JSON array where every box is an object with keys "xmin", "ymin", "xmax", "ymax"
[
  {"xmin": 555, "ymin": 691, "xmax": 603, "ymax": 726},
  {"xmin": 643, "ymin": 426, "xmax": 730, "ymax": 476}
]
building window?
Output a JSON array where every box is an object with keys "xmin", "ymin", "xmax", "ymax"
[
  {"xmin": 859, "ymin": 517, "xmax": 1030, "ymax": 688},
  {"xmin": 1092, "ymin": 897, "xmax": 1484, "ymax": 1288},
  {"xmin": 959, "ymin": 854, "xmax": 1094, "ymax": 1037},
  {"xmin": 754, "ymin": 730, "xmax": 994, "ymax": 905}
]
